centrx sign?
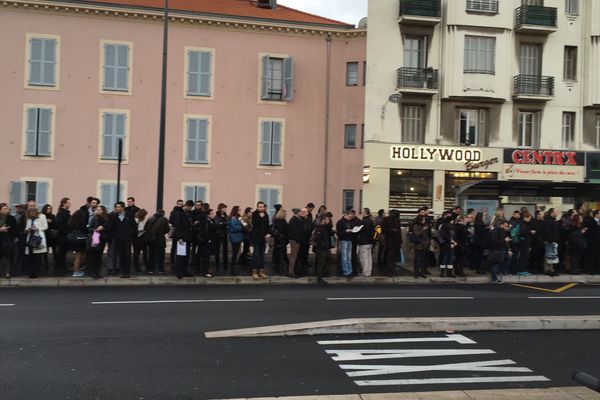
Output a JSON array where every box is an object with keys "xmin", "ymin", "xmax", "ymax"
[{"xmin": 504, "ymin": 149, "xmax": 584, "ymax": 166}]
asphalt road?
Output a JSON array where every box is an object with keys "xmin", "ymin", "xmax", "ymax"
[{"xmin": 1, "ymin": 284, "xmax": 600, "ymax": 399}]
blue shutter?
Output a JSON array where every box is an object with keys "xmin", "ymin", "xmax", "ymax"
[
  {"xmin": 115, "ymin": 114, "xmax": 126, "ymax": 160},
  {"xmin": 283, "ymin": 57, "xmax": 294, "ymax": 101},
  {"xmin": 197, "ymin": 119, "xmax": 208, "ymax": 163},
  {"xmin": 271, "ymin": 122, "xmax": 282, "ymax": 165},
  {"xmin": 268, "ymin": 189, "xmax": 279, "ymax": 217},
  {"xmin": 10, "ymin": 181, "xmax": 25, "ymax": 214},
  {"xmin": 199, "ymin": 52, "xmax": 211, "ymax": 96},
  {"xmin": 37, "ymin": 108, "xmax": 52, "ymax": 156},
  {"xmin": 42, "ymin": 39, "xmax": 56, "ymax": 85},
  {"xmin": 102, "ymin": 113, "xmax": 114, "ymax": 159},
  {"xmin": 100, "ymin": 183, "xmax": 112, "ymax": 210},
  {"xmin": 258, "ymin": 188, "xmax": 269, "ymax": 206},
  {"xmin": 184, "ymin": 186, "xmax": 196, "ymax": 202},
  {"xmin": 35, "ymin": 181, "xmax": 49, "ymax": 208},
  {"xmin": 196, "ymin": 186, "xmax": 207, "ymax": 202},
  {"xmin": 29, "ymin": 39, "xmax": 43, "ymax": 84},
  {"xmin": 187, "ymin": 51, "xmax": 199, "ymax": 95},
  {"xmin": 104, "ymin": 44, "xmax": 116, "ymax": 89},
  {"xmin": 261, "ymin": 55, "xmax": 270, "ymax": 100},
  {"xmin": 116, "ymin": 45, "xmax": 129, "ymax": 90},
  {"xmin": 186, "ymin": 119, "xmax": 198, "ymax": 162},
  {"xmin": 260, "ymin": 121, "xmax": 272, "ymax": 165},
  {"xmin": 25, "ymin": 108, "xmax": 38, "ymax": 156}
]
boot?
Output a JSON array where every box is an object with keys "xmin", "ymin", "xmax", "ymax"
[
  {"xmin": 251, "ymin": 269, "xmax": 259, "ymax": 280},
  {"xmin": 446, "ymin": 267, "xmax": 455, "ymax": 278},
  {"xmin": 258, "ymin": 269, "xmax": 269, "ymax": 279},
  {"xmin": 440, "ymin": 267, "xmax": 446, "ymax": 277}
]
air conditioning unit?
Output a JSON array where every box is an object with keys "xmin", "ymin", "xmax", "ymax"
[{"xmin": 257, "ymin": 0, "xmax": 277, "ymax": 9}]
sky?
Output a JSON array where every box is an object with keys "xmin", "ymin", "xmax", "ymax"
[{"xmin": 278, "ymin": 0, "xmax": 368, "ymax": 26}]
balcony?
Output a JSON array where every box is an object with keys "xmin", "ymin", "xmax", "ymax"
[
  {"xmin": 514, "ymin": 5, "xmax": 557, "ymax": 34},
  {"xmin": 398, "ymin": 0, "xmax": 441, "ymax": 26},
  {"xmin": 466, "ymin": 0, "xmax": 499, "ymax": 14},
  {"xmin": 513, "ymin": 75, "xmax": 554, "ymax": 101},
  {"xmin": 397, "ymin": 67, "xmax": 439, "ymax": 96}
]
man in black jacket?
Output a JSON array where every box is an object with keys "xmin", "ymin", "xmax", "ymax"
[
  {"xmin": 107, "ymin": 201, "xmax": 137, "ymax": 278},
  {"xmin": 336, "ymin": 211, "xmax": 356, "ymax": 277},
  {"xmin": 168, "ymin": 199, "xmax": 184, "ymax": 265},
  {"xmin": 288, "ymin": 208, "xmax": 307, "ymax": 278},
  {"xmin": 171, "ymin": 200, "xmax": 194, "ymax": 278},
  {"xmin": 250, "ymin": 201, "xmax": 270, "ymax": 280},
  {"xmin": 487, "ymin": 220, "xmax": 512, "ymax": 283},
  {"xmin": 125, "ymin": 197, "xmax": 141, "ymax": 218},
  {"xmin": 54, "ymin": 197, "xmax": 71, "ymax": 276},
  {"xmin": 542, "ymin": 208, "xmax": 560, "ymax": 276}
]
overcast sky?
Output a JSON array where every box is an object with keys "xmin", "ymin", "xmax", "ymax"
[{"xmin": 278, "ymin": 0, "xmax": 368, "ymax": 26}]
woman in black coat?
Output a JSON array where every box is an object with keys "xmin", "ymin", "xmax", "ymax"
[
  {"xmin": 271, "ymin": 209, "xmax": 289, "ymax": 274},
  {"xmin": 438, "ymin": 216, "xmax": 456, "ymax": 278},
  {"xmin": 87, "ymin": 206, "xmax": 108, "ymax": 279},
  {"xmin": 471, "ymin": 212, "xmax": 487, "ymax": 274},
  {"xmin": 0, "ymin": 203, "xmax": 18, "ymax": 278},
  {"xmin": 199, "ymin": 209, "xmax": 219, "ymax": 278},
  {"xmin": 41, "ymin": 204, "xmax": 57, "ymax": 273}
]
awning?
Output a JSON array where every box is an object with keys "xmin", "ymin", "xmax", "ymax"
[{"xmin": 453, "ymin": 180, "xmax": 600, "ymax": 199}]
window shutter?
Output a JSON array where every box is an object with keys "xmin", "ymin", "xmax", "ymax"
[
  {"xmin": 196, "ymin": 186, "xmax": 207, "ymax": 202},
  {"xmin": 261, "ymin": 55, "xmax": 270, "ymax": 100},
  {"xmin": 283, "ymin": 57, "xmax": 294, "ymax": 101},
  {"xmin": 187, "ymin": 51, "xmax": 199, "ymax": 95},
  {"xmin": 186, "ymin": 119, "xmax": 198, "ymax": 162},
  {"xmin": 268, "ymin": 189, "xmax": 279, "ymax": 217},
  {"xmin": 258, "ymin": 188, "xmax": 269, "ymax": 206},
  {"xmin": 29, "ymin": 39, "xmax": 43, "ymax": 84},
  {"xmin": 199, "ymin": 52, "xmax": 211, "ymax": 96},
  {"xmin": 10, "ymin": 181, "xmax": 25, "ymax": 213},
  {"xmin": 116, "ymin": 45, "xmax": 129, "ymax": 90},
  {"xmin": 104, "ymin": 44, "xmax": 116, "ymax": 89},
  {"xmin": 260, "ymin": 121, "xmax": 272, "ymax": 164},
  {"xmin": 478, "ymin": 109, "xmax": 487, "ymax": 146},
  {"xmin": 100, "ymin": 183, "xmax": 112, "ymax": 210},
  {"xmin": 454, "ymin": 110, "xmax": 460, "ymax": 144},
  {"xmin": 184, "ymin": 186, "xmax": 196, "ymax": 202},
  {"xmin": 533, "ymin": 112, "xmax": 541, "ymax": 148},
  {"xmin": 37, "ymin": 108, "xmax": 52, "ymax": 156},
  {"xmin": 36, "ymin": 181, "xmax": 49, "ymax": 207},
  {"xmin": 25, "ymin": 108, "xmax": 38, "ymax": 156},
  {"xmin": 42, "ymin": 39, "xmax": 56, "ymax": 85},
  {"xmin": 102, "ymin": 113, "xmax": 114, "ymax": 159},
  {"xmin": 197, "ymin": 119, "xmax": 209, "ymax": 163},
  {"xmin": 115, "ymin": 114, "xmax": 126, "ymax": 160},
  {"xmin": 271, "ymin": 122, "xmax": 282, "ymax": 165}
]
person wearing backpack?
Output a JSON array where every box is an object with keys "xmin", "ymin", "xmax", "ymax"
[
  {"xmin": 411, "ymin": 214, "xmax": 429, "ymax": 278},
  {"xmin": 516, "ymin": 211, "xmax": 534, "ymax": 276},
  {"xmin": 487, "ymin": 220, "xmax": 512, "ymax": 283},
  {"xmin": 568, "ymin": 214, "xmax": 588, "ymax": 275},
  {"xmin": 312, "ymin": 214, "xmax": 333, "ymax": 284},
  {"xmin": 145, "ymin": 210, "xmax": 170, "ymax": 275}
]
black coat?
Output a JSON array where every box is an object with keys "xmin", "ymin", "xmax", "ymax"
[
  {"xmin": 312, "ymin": 224, "xmax": 331, "ymax": 252},
  {"xmin": 288, "ymin": 215, "xmax": 307, "ymax": 243},
  {"xmin": 0, "ymin": 215, "xmax": 18, "ymax": 245},
  {"xmin": 250, "ymin": 211, "xmax": 270, "ymax": 243},
  {"xmin": 56, "ymin": 208, "xmax": 71, "ymax": 236},
  {"xmin": 145, "ymin": 214, "xmax": 171, "ymax": 247},
  {"xmin": 170, "ymin": 207, "xmax": 193, "ymax": 243},
  {"xmin": 336, "ymin": 218, "xmax": 354, "ymax": 242},
  {"xmin": 357, "ymin": 217, "xmax": 375, "ymax": 246},
  {"xmin": 272, "ymin": 218, "xmax": 289, "ymax": 245},
  {"xmin": 108, "ymin": 213, "xmax": 137, "ymax": 243},
  {"xmin": 542, "ymin": 216, "xmax": 560, "ymax": 243}
]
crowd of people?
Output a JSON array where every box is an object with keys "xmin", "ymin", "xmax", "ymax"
[{"xmin": 1, "ymin": 196, "xmax": 599, "ymax": 283}]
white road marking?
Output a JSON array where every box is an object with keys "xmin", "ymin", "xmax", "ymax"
[
  {"xmin": 354, "ymin": 375, "xmax": 551, "ymax": 386},
  {"xmin": 0, "ymin": 304, "xmax": 15, "ymax": 307},
  {"xmin": 529, "ymin": 296, "xmax": 600, "ymax": 299},
  {"xmin": 326, "ymin": 349, "xmax": 495, "ymax": 361},
  {"xmin": 326, "ymin": 297, "xmax": 474, "ymax": 301},
  {"xmin": 318, "ymin": 334, "xmax": 476, "ymax": 346},
  {"xmin": 91, "ymin": 299, "xmax": 264, "ymax": 305}
]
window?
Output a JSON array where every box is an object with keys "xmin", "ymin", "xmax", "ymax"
[
  {"xmin": 259, "ymin": 120, "xmax": 283, "ymax": 166},
  {"xmin": 401, "ymin": 105, "xmax": 425, "ymax": 144},
  {"xmin": 346, "ymin": 62, "xmax": 359, "ymax": 86},
  {"xmin": 466, "ymin": 0, "xmax": 499, "ymax": 13},
  {"xmin": 344, "ymin": 124, "xmax": 357, "ymax": 148},
  {"xmin": 361, "ymin": 123, "xmax": 365, "ymax": 148},
  {"xmin": 464, "ymin": 36, "xmax": 495, "ymax": 74},
  {"xmin": 10, "ymin": 180, "xmax": 50, "ymax": 211},
  {"xmin": 24, "ymin": 107, "xmax": 52, "ymax": 157},
  {"xmin": 403, "ymin": 35, "xmax": 426, "ymax": 69},
  {"xmin": 562, "ymin": 112, "xmax": 575, "ymax": 149},
  {"xmin": 185, "ymin": 118, "xmax": 209, "ymax": 164},
  {"xmin": 457, "ymin": 109, "xmax": 486, "ymax": 146},
  {"xmin": 187, "ymin": 49, "xmax": 212, "ymax": 97},
  {"xmin": 596, "ymin": 114, "xmax": 600, "ymax": 150},
  {"xmin": 363, "ymin": 61, "xmax": 367, "ymax": 86},
  {"xmin": 101, "ymin": 112, "xmax": 127, "ymax": 160},
  {"xmin": 565, "ymin": 0, "xmax": 579, "ymax": 15},
  {"xmin": 99, "ymin": 182, "xmax": 126, "ymax": 212},
  {"xmin": 343, "ymin": 190, "xmax": 355, "ymax": 212},
  {"xmin": 28, "ymin": 37, "xmax": 57, "ymax": 87},
  {"xmin": 102, "ymin": 43, "xmax": 130, "ymax": 91},
  {"xmin": 257, "ymin": 187, "xmax": 281, "ymax": 217},
  {"xmin": 564, "ymin": 46, "xmax": 577, "ymax": 80},
  {"xmin": 261, "ymin": 55, "xmax": 293, "ymax": 101},
  {"xmin": 183, "ymin": 185, "xmax": 208, "ymax": 203},
  {"xmin": 518, "ymin": 111, "xmax": 540, "ymax": 148}
]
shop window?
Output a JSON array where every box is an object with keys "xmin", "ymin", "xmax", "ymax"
[
  {"xmin": 518, "ymin": 111, "xmax": 540, "ymax": 148},
  {"xmin": 401, "ymin": 105, "xmax": 425, "ymax": 144},
  {"xmin": 562, "ymin": 112, "xmax": 575, "ymax": 149},
  {"xmin": 445, "ymin": 171, "xmax": 497, "ymax": 210},
  {"xmin": 456, "ymin": 109, "xmax": 486, "ymax": 146},
  {"xmin": 389, "ymin": 169, "xmax": 433, "ymax": 210}
]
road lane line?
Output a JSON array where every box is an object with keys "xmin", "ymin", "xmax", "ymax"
[
  {"xmin": 326, "ymin": 297, "xmax": 474, "ymax": 301},
  {"xmin": 354, "ymin": 375, "xmax": 550, "ymax": 386},
  {"xmin": 91, "ymin": 299, "xmax": 264, "ymax": 305},
  {"xmin": 0, "ymin": 304, "xmax": 15, "ymax": 307},
  {"xmin": 528, "ymin": 296, "xmax": 600, "ymax": 299}
]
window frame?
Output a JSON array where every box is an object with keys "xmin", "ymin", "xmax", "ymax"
[
  {"xmin": 257, "ymin": 118, "xmax": 285, "ymax": 168},
  {"xmin": 184, "ymin": 46, "xmax": 215, "ymax": 100},
  {"xmin": 98, "ymin": 109, "xmax": 130, "ymax": 164},
  {"xmin": 518, "ymin": 110, "xmax": 541, "ymax": 148},
  {"xmin": 99, "ymin": 40, "xmax": 133, "ymax": 95},
  {"xmin": 565, "ymin": 0, "xmax": 579, "ymax": 16},
  {"xmin": 256, "ymin": 185, "xmax": 283, "ymax": 218},
  {"xmin": 181, "ymin": 182, "xmax": 210, "ymax": 204},
  {"xmin": 561, "ymin": 112, "xmax": 575, "ymax": 149},
  {"xmin": 466, "ymin": 0, "xmax": 499, "ymax": 14},
  {"xmin": 258, "ymin": 53, "xmax": 293, "ymax": 104},
  {"xmin": 183, "ymin": 114, "xmax": 212, "ymax": 167},
  {"xmin": 97, "ymin": 180, "xmax": 128, "ymax": 213},
  {"xmin": 457, "ymin": 108, "xmax": 486, "ymax": 146},
  {"xmin": 22, "ymin": 103, "xmax": 56, "ymax": 160},
  {"xmin": 344, "ymin": 124, "xmax": 358, "ymax": 148},
  {"xmin": 563, "ymin": 46, "xmax": 577, "ymax": 81},
  {"xmin": 11, "ymin": 177, "xmax": 53, "ymax": 211},
  {"xmin": 401, "ymin": 104, "xmax": 426, "ymax": 144},
  {"xmin": 342, "ymin": 189, "xmax": 355, "ymax": 213},
  {"xmin": 464, "ymin": 35, "xmax": 496, "ymax": 75},
  {"xmin": 596, "ymin": 113, "xmax": 600, "ymax": 150},
  {"xmin": 24, "ymin": 33, "xmax": 61, "ymax": 90},
  {"xmin": 346, "ymin": 62, "xmax": 359, "ymax": 86}
]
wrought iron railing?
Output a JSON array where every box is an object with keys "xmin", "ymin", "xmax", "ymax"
[
  {"xmin": 397, "ymin": 67, "xmax": 439, "ymax": 90},
  {"xmin": 466, "ymin": 0, "xmax": 499, "ymax": 13},
  {"xmin": 399, "ymin": 0, "xmax": 441, "ymax": 18},
  {"xmin": 513, "ymin": 75, "xmax": 554, "ymax": 96},
  {"xmin": 515, "ymin": 5, "xmax": 557, "ymax": 28}
]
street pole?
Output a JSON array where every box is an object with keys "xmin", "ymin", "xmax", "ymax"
[
  {"xmin": 156, "ymin": 0, "xmax": 169, "ymax": 211},
  {"xmin": 116, "ymin": 138, "xmax": 123, "ymax": 202}
]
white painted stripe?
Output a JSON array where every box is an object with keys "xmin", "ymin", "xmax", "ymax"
[
  {"xmin": 91, "ymin": 299, "xmax": 264, "ymax": 305},
  {"xmin": 326, "ymin": 349, "xmax": 495, "ymax": 361},
  {"xmin": 0, "ymin": 304, "xmax": 15, "ymax": 307},
  {"xmin": 318, "ymin": 334, "xmax": 476, "ymax": 346},
  {"xmin": 529, "ymin": 296, "xmax": 600, "ymax": 299},
  {"xmin": 326, "ymin": 297, "xmax": 474, "ymax": 301},
  {"xmin": 342, "ymin": 360, "xmax": 532, "ymax": 377},
  {"xmin": 354, "ymin": 375, "xmax": 550, "ymax": 386}
]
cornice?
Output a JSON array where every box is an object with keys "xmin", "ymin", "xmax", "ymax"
[{"xmin": 1, "ymin": 0, "xmax": 367, "ymax": 38}]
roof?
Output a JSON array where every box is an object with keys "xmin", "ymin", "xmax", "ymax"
[{"xmin": 72, "ymin": 0, "xmax": 355, "ymax": 28}]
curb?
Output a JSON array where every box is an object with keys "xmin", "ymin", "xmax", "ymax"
[
  {"xmin": 204, "ymin": 315, "xmax": 600, "ymax": 338},
  {"xmin": 2, "ymin": 274, "xmax": 600, "ymax": 287}
]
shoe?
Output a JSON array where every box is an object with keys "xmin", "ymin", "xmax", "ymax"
[
  {"xmin": 147, "ymin": 271, "xmax": 154, "ymax": 275},
  {"xmin": 5, "ymin": 273, "xmax": 11, "ymax": 279},
  {"xmin": 419, "ymin": 273, "xmax": 427, "ymax": 278},
  {"xmin": 497, "ymin": 279, "xmax": 504, "ymax": 284},
  {"xmin": 258, "ymin": 269, "xmax": 269, "ymax": 279},
  {"xmin": 204, "ymin": 273, "xmax": 214, "ymax": 278},
  {"xmin": 251, "ymin": 269, "xmax": 259, "ymax": 280},
  {"xmin": 440, "ymin": 270, "xmax": 446, "ymax": 277},
  {"xmin": 317, "ymin": 278, "xmax": 327, "ymax": 285},
  {"xmin": 72, "ymin": 271, "xmax": 84, "ymax": 278},
  {"xmin": 120, "ymin": 274, "xmax": 130, "ymax": 279}
]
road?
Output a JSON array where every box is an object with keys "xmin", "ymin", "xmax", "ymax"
[{"xmin": 1, "ymin": 284, "xmax": 599, "ymax": 399}]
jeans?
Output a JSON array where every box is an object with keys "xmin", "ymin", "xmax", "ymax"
[
  {"xmin": 358, "ymin": 244, "xmax": 373, "ymax": 276},
  {"xmin": 339, "ymin": 240, "xmax": 353, "ymax": 276},
  {"xmin": 251, "ymin": 241, "xmax": 266, "ymax": 269},
  {"xmin": 231, "ymin": 241, "xmax": 241, "ymax": 267},
  {"xmin": 490, "ymin": 261, "xmax": 500, "ymax": 282}
]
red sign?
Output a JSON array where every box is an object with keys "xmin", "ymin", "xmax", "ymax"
[{"xmin": 507, "ymin": 150, "xmax": 582, "ymax": 166}]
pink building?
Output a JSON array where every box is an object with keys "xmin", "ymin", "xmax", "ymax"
[{"xmin": 0, "ymin": 0, "xmax": 365, "ymax": 216}]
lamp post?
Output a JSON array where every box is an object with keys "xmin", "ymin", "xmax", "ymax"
[{"xmin": 156, "ymin": 0, "xmax": 169, "ymax": 211}]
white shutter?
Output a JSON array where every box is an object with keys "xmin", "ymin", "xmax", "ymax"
[
  {"xmin": 100, "ymin": 184, "xmax": 112, "ymax": 211},
  {"xmin": 199, "ymin": 52, "xmax": 211, "ymax": 96},
  {"xmin": 184, "ymin": 186, "xmax": 196, "ymax": 202},
  {"xmin": 187, "ymin": 51, "xmax": 199, "ymax": 95},
  {"xmin": 42, "ymin": 39, "xmax": 56, "ymax": 85},
  {"xmin": 260, "ymin": 121, "xmax": 272, "ymax": 165},
  {"xmin": 25, "ymin": 108, "xmax": 38, "ymax": 156},
  {"xmin": 35, "ymin": 181, "xmax": 49, "ymax": 207},
  {"xmin": 29, "ymin": 39, "xmax": 43, "ymax": 84},
  {"xmin": 115, "ymin": 114, "xmax": 126, "ymax": 160},
  {"xmin": 271, "ymin": 122, "xmax": 282, "ymax": 165},
  {"xmin": 268, "ymin": 189, "xmax": 279, "ymax": 217},
  {"xmin": 116, "ymin": 45, "xmax": 129, "ymax": 90},
  {"xmin": 186, "ymin": 119, "xmax": 197, "ymax": 162},
  {"xmin": 37, "ymin": 108, "xmax": 52, "ymax": 156},
  {"xmin": 104, "ymin": 44, "xmax": 116, "ymax": 89},
  {"xmin": 196, "ymin": 186, "xmax": 207, "ymax": 202},
  {"xmin": 261, "ymin": 55, "xmax": 270, "ymax": 100},
  {"xmin": 10, "ymin": 181, "xmax": 25, "ymax": 214},
  {"xmin": 197, "ymin": 119, "xmax": 208, "ymax": 163}
]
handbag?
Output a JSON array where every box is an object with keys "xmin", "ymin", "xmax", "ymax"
[
  {"xmin": 67, "ymin": 230, "xmax": 89, "ymax": 245},
  {"xmin": 86, "ymin": 231, "xmax": 103, "ymax": 252},
  {"xmin": 27, "ymin": 234, "xmax": 42, "ymax": 249}
]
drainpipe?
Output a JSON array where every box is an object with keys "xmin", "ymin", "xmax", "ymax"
[{"xmin": 323, "ymin": 34, "xmax": 332, "ymax": 206}]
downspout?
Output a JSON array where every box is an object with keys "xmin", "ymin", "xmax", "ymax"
[{"xmin": 323, "ymin": 33, "xmax": 332, "ymax": 206}]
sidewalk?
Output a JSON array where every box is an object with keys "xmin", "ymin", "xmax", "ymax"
[{"xmin": 2, "ymin": 274, "xmax": 600, "ymax": 287}]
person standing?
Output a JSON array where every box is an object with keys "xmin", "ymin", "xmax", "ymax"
[
  {"xmin": 300, "ymin": 202, "xmax": 315, "ymax": 269},
  {"xmin": 583, "ymin": 209, "xmax": 600, "ymax": 275},
  {"xmin": 336, "ymin": 210, "xmax": 355, "ymax": 278},
  {"xmin": 171, "ymin": 200, "xmax": 193, "ymax": 278},
  {"xmin": 24, "ymin": 207, "xmax": 48, "ymax": 278},
  {"xmin": 541, "ymin": 208, "xmax": 560, "ymax": 276},
  {"xmin": 0, "ymin": 203, "xmax": 18, "ymax": 279},
  {"xmin": 68, "ymin": 208, "xmax": 88, "ymax": 277},
  {"xmin": 239, "ymin": 207, "xmax": 253, "ymax": 268},
  {"xmin": 381, "ymin": 210, "xmax": 402, "ymax": 277},
  {"xmin": 271, "ymin": 208, "xmax": 289, "ymax": 275},
  {"xmin": 453, "ymin": 215, "xmax": 469, "ymax": 277},
  {"xmin": 516, "ymin": 211, "xmax": 534, "ymax": 276},
  {"xmin": 312, "ymin": 214, "xmax": 332, "ymax": 284},
  {"xmin": 411, "ymin": 214, "xmax": 429, "ymax": 279},
  {"xmin": 438, "ymin": 215, "xmax": 457, "ymax": 278},
  {"xmin": 228, "ymin": 206, "xmax": 244, "ymax": 276},
  {"xmin": 107, "ymin": 202, "xmax": 137, "ymax": 278},
  {"xmin": 357, "ymin": 208, "xmax": 375, "ymax": 277},
  {"xmin": 214, "ymin": 203, "xmax": 229, "ymax": 273},
  {"xmin": 287, "ymin": 208, "xmax": 307, "ymax": 278},
  {"xmin": 133, "ymin": 209, "xmax": 150, "ymax": 273},
  {"xmin": 168, "ymin": 199, "xmax": 184, "ymax": 265},
  {"xmin": 125, "ymin": 197, "xmax": 141, "ymax": 217},
  {"xmin": 87, "ymin": 206, "xmax": 108, "ymax": 279},
  {"xmin": 250, "ymin": 201, "xmax": 270, "ymax": 280},
  {"xmin": 41, "ymin": 204, "xmax": 57, "ymax": 273},
  {"xmin": 569, "ymin": 214, "xmax": 587, "ymax": 275},
  {"xmin": 198, "ymin": 209, "xmax": 219, "ymax": 278},
  {"xmin": 54, "ymin": 198, "xmax": 71, "ymax": 276},
  {"xmin": 145, "ymin": 210, "xmax": 170, "ymax": 275},
  {"xmin": 487, "ymin": 220, "xmax": 512, "ymax": 284}
]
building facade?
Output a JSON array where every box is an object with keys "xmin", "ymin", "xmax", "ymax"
[
  {"xmin": 364, "ymin": 0, "xmax": 600, "ymax": 217},
  {"xmin": 0, "ymin": 0, "xmax": 365, "ymax": 216}
]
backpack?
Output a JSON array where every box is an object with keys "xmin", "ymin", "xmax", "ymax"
[{"xmin": 510, "ymin": 223, "xmax": 521, "ymax": 244}]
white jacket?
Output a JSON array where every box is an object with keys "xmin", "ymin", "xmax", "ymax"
[{"xmin": 25, "ymin": 214, "xmax": 48, "ymax": 255}]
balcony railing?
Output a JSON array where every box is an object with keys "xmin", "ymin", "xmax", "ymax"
[
  {"xmin": 515, "ymin": 5, "xmax": 557, "ymax": 29},
  {"xmin": 513, "ymin": 75, "xmax": 554, "ymax": 97},
  {"xmin": 466, "ymin": 0, "xmax": 499, "ymax": 14},
  {"xmin": 397, "ymin": 67, "xmax": 439, "ymax": 90},
  {"xmin": 399, "ymin": 0, "xmax": 441, "ymax": 18}
]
